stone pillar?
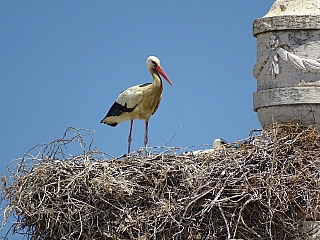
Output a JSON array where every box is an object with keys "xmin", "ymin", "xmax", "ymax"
[
  {"xmin": 253, "ymin": 0, "xmax": 320, "ymax": 129},
  {"xmin": 253, "ymin": 1, "xmax": 320, "ymax": 239}
]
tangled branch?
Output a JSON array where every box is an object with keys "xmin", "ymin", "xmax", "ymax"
[{"xmin": 1, "ymin": 123, "xmax": 320, "ymax": 239}]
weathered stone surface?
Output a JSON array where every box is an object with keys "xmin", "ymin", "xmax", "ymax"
[
  {"xmin": 264, "ymin": 0, "xmax": 320, "ymax": 17},
  {"xmin": 253, "ymin": 0, "xmax": 320, "ymax": 36},
  {"xmin": 252, "ymin": 0, "xmax": 320, "ymax": 129},
  {"xmin": 253, "ymin": 16, "xmax": 320, "ymax": 37},
  {"xmin": 254, "ymin": 31, "xmax": 320, "ymax": 91},
  {"xmin": 253, "ymin": 87, "xmax": 320, "ymax": 111},
  {"xmin": 255, "ymin": 105, "xmax": 320, "ymax": 129}
]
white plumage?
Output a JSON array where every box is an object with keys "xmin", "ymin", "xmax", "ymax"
[{"xmin": 101, "ymin": 56, "xmax": 173, "ymax": 155}]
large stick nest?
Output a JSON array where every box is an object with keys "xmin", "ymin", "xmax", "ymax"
[{"xmin": 1, "ymin": 122, "xmax": 320, "ymax": 239}]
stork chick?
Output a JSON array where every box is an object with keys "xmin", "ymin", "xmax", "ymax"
[
  {"xmin": 213, "ymin": 138, "xmax": 227, "ymax": 149},
  {"xmin": 100, "ymin": 56, "xmax": 173, "ymax": 155}
]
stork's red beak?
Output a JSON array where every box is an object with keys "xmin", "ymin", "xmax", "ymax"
[{"xmin": 156, "ymin": 65, "xmax": 173, "ymax": 86}]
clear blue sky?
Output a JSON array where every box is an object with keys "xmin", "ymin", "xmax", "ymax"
[{"xmin": 0, "ymin": 1, "xmax": 274, "ymax": 239}]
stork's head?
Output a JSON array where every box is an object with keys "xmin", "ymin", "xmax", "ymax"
[
  {"xmin": 146, "ymin": 56, "xmax": 173, "ymax": 86},
  {"xmin": 213, "ymin": 138, "xmax": 227, "ymax": 149}
]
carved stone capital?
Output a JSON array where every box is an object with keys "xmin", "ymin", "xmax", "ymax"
[{"xmin": 252, "ymin": 0, "xmax": 320, "ymax": 129}]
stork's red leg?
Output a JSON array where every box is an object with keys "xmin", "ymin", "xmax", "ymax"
[
  {"xmin": 128, "ymin": 119, "xmax": 134, "ymax": 154},
  {"xmin": 144, "ymin": 120, "xmax": 149, "ymax": 154}
]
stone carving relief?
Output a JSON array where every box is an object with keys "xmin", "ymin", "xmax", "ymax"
[{"xmin": 253, "ymin": 34, "xmax": 320, "ymax": 79}]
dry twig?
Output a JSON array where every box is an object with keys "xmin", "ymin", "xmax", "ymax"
[{"xmin": 1, "ymin": 122, "xmax": 320, "ymax": 239}]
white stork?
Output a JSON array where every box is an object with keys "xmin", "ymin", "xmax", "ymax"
[{"xmin": 100, "ymin": 56, "xmax": 173, "ymax": 155}]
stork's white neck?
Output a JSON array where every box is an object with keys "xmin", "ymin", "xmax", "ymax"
[{"xmin": 151, "ymin": 71, "xmax": 163, "ymax": 88}]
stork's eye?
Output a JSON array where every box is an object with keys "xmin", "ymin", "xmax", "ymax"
[{"xmin": 151, "ymin": 60, "xmax": 157, "ymax": 66}]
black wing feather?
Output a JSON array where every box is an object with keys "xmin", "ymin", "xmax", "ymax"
[
  {"xmin": 107, "ymin": 101, "xmax": 136, "ymax": 117},
  {"xmin": 139, "ymin": 82, "xmax": 152, "ymax": 87},
  {"xmin": 100, "ymin": 101, "xmax": 136, "ymax": 125}
]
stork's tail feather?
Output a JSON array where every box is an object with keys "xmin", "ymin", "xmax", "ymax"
[{"xmin": 100, "ymin": 119, "xmax": 118, "ymax": 127}]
